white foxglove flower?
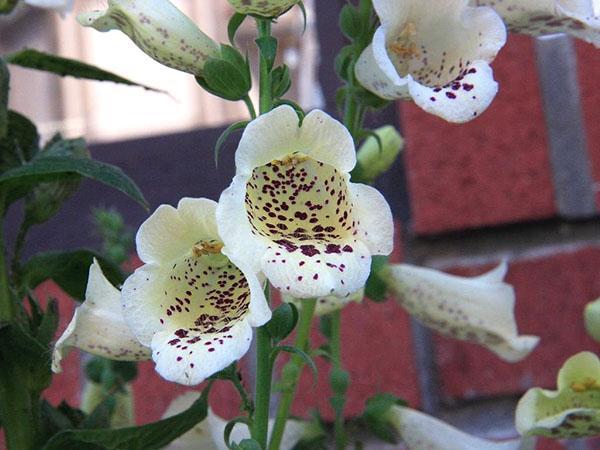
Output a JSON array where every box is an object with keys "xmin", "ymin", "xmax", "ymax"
[
  {"xmin": 52, "ymin": 259, "xmax": 150, "ymax": 373},
  {"xmin": 383, "ymin": 262, "xmax": 539, "ymax": 362},
  {"xmin": 217, "ymin": 106, "xmax": 394, "ymax": 300},
  {"xmin": 283, "ymin": 289, "xmax": 364, "ymax": 316},
  {"xmin": 24, "ymin": 0, "xmax": 72, "ymax": 14},
  {"xmin": 516, "ymin": 352, "xmax": 600, "ymax": 438},
  {"xmin": 227, "ymin": 0, "xmax": 298, "ymax": 17},
  {"xmin": 584, "ymin": 297, "xmax": 600, "ymax": 342},
  {"xmin": 162, "ymin": 392, "xmax": 308, "ymax": 450},
  {"xmin": 355, "ymin": 0, "xmax": 507, "ymax": 123},
  {"xmin": 472, "ymin": 0, "xmax": 600, "ymax": 47},
  {"xmin": 77, "ymin": 0, "xmax": 220, "ymax": 76},
  {"xmin": 121, "ymin": 198, "xmax": 270, "ymax": 386},
  {"xmin": 387, "ymin": 406, "xmax": 534, "ymax": 450}
]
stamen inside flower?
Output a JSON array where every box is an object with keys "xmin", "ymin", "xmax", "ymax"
[
  {"xmin": 244, "ymin": 152, "xmax": 356, "ymax": 248},
  {"xmin": 571, "ymin": 378, "xmax": 600, "ymax": 393}
]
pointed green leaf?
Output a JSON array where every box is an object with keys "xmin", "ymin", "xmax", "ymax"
[
  {"xmin": 271, "ymin": 345, "xmax": 318, "ymax": 386},
  {"xmin": 255, "ymin": 36, "xmax": 278, "ymax": 72},
  {"xmin": 228, "ymin": 13, "xmax": 247, "ymax": 46},
  {"xmin": 214, "ymin": 120, "xmax": 249, "ymax": 166}
]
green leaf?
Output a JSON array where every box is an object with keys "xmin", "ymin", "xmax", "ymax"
[
  {"xmin": 233, "ymin": 439, "xmax": 262, "ymax": 450},
  {"xmin": 272, "ymin": 99, "xmax": 305, "ymax": 123},
  {"xmin": 21, "ymin": 250, "xmax": 126, "ymax": 301},
  {"xmin": 5, "ymin": 49, "xmax": 163, "ymax": 92},
  {"xmin": 361, "ymin": 393, "xmax": 407, "ymax": 444},
  {"xmin": 271, "ymin": 65, "xmax": 292, "ymax": 99},
  {"xmin": 36, "ymin": 298, "xmax": 59, "ymax": 346},
  {"xmin": 319, "ymin": 316, "xmax": 332, "ymax": 339},
  {"xmin": 214, "ymin": 120, "xmax": 249, "ymax": 166},
  {"xmin": 0, "ymin": 0, "xmax": 18, "ymax": 14},
  {"xmin": 340, "ymin": 5, "xmax": 362, "ymax": 40},
  {"xmin": 255, "ymin": 36, "xmax": 278, "ymax": 72},
  {"xmin": 80, "ymin": 396, "xmax": 117, "ymax": 430},
  {"xmin": 271, "ymin": 345, "xmax": 318, "ymax": 387},
  {"xmin": 0, "ymin": 154, "xmax": 148, "ymax": 209},
  {"xmin": 266, "ymin": 303, "xmax": 298, "ymax": 342},
  {"xmin": 224, "ymin": 417, "xmax": 252, "ymax": 449},
  {"xmin": 42, "ymin": 385, "xmax": 212, "ymax": 450},
  {"xmin": 329, "ymin": 368, "xmax": 350, "ymax": 395},
  {"xmin": 228, "ymin": 13, "xmax": 247, "ymax": 46},
  {"xmin": 365, "ymin": 256, "xmax": 389, "ymax": 302},
  {"xmin": 197, "ymin": 45, "xmax": 251, "ymax": 101},
  {"xmin": 297, "ymin": 1, "xmax": 308, "ymax": 34},
  {"xmin": 0, "ymin": 57, "xmax": 8, "ymax": 139},
  {"xmin": 0, "ymin": 111, "xmax": 39, "ymax": 173}
]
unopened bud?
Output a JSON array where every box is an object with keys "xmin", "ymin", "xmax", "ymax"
[
  {"xmin": 585, "ymin": 298, "xmax": 600, "ymax": 342},
  {"xmin": 354, "ymin": 125, "xmax": 403, "ymax": 183}
]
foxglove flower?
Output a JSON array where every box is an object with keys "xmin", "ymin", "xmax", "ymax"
[
  {"xmin": 472, "ymin": 0, "xmax": 600, "ymax": 47},
  {"xmin": 77, "ymin": 0, "xmax": 220, "ymax": 76},
  {"xmin": 383, "ymin": 262, "xmax": 539, "ymax": 362},
  {"xmin": 121, "ymin": 198, "xmax": 270, "ymax": 386},
  {"xmin": 227, "ymin": 0, "xmax": 298, "ymax": 18},
  {"xmin": 355, "ymin": 0, "xmax": 507, "ymax": 123},
  {"xmin": 387, "ymin": 406, "xmax": 533, "ymax": 450},
  {"xmin": 52, "ymin": 259, "xmax": 150, "ymax": 373},
  {"xmin": 516, "ymin": 351, "xmax": 600, "ymax": 438},
  {"xmin": 163, "ymin": 392, "xmax": 309, "ymax": 450},
  {"xmin": 217, "ymin": 106, "xmax": 394, "ymax": 300},
  {"xmin": 283, "ymin": 289, "xmax": 364, "ymax": 316},
  {"xmin": 585, "ymin": 297, "xmax": 600, "ymax": 342},
  {"xmin": 25, "ymin": 0, "xmax": 72, "ymax": 14}
]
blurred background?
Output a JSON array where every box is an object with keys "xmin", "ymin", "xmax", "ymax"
[{"xmin": 2, "ymin": 1, "xmax": 600, "ymax": 449}]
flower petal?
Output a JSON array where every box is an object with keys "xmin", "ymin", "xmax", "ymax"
[
  {"xmin": 151, "ymin": 321, "xmax": 252, "ymax": 386},
  {"xmin": 162, "ymin": 396, "xmax": 222, "ymax": 450},
  {"xmin": 234, "ymin": 106, "xmax": 356, "ymax": 175},
  {"xmin": 384, "ymin": 262, "xmax": 539, "ymax": 362},
  {"xmin": 388, "ymin": 406, "xmax": 532, "ymax": 450},
  {"xmin": 25, "ymin": 0, "xmax": 73, "ymax": 13},
  {"xmin": 349, "ymin": 183, "xmax": 394, "ymax": 255},
  {"xmin": 52, "ymin": 260, "xmax": 150, "ymax": 373}
]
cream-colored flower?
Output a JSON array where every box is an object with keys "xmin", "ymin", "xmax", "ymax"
[
  {"xmin": 472, "ymin": 0, "xmax": 600, "ymax": 47},
  {"xmin": 383, "ymin": 262, "xmax": 539, "ymax": 362},
  {"xmin": 227, "ymin": 0, "xmax": 298, "ymax": 17},
  {"xmin": 516, "ymin": 352, "xmax": 600, "ymax": 438},
  {"xmin": 387, "ymin": 406, "xmax": 534, "ymax": 450},
  {"xmin": 355, "ymin": 0, "xmax": 507, "ymax": 123},
  {"xmin": 52, "ymin": 259, "xmax": 150, "ymax": 373},
  {"xmin": 121, "ymin": 198, "xmax": 271, "ymax": 386},
  {"xmin": 217, "ymin": 106, "xmax": 394, "ymax": 300},
  {"xmin": 162, "ymin": 392, "xmax": 308, "ymax": 450},
  {"xmin": 77, "ymin": 0, "xmax": 220, "ymax": 76},
  {"xmin": 283, "ymin": 289, "xmax": 364, "ymax": 316}
]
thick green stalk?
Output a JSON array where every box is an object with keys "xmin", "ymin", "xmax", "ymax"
[
  {"xmin": 0, "ymin": 192, "xmax": 13, "ymax": 321},
  {"xmin": 268, "ymin": 298, "xmax": 317, "ymax": 450},
  {"xmin": 257, "ymin": 19, "xmax": 273, "ymax": 115},
  {"xmin": 330, "ymin": 310, "xmax": 347, "ymax": 450}
]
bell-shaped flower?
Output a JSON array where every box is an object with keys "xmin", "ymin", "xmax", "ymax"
[
  {"xmin": 121, "ymin": 198, "xmax": 271, "ymax": 386},
  {"xmin": 355, "ymin": 0, "xmax": 507, "ymax": 123},
  {"xmin": 227, "ymin": 0, "xmax": 298, "ymax": 18},
  {"xmin": 387, "ymin": 406, "xmax": 534, "ymax": 450},
  {"xmin": 216, "ymin": 106, "xmax": 394, "ymax": 300},
  {"xmin": 472, "ymin": 0, "xmax": 600, "ymax": 47},
  {"xmin": 382, "ymin": 262, "xmax": 539, "ymax": 362},
  {"xmin": 516, "ymin": 351, "xmax": 600, "ymax": 438},
  {"xmin": 24, "ymin": 0, "xmax": 73, "ymax": 14},
  {"xmin": 162, "ymin": 392, "xmax": 310, "ymax": 450},
  {"xmin": 283, "ymin": 289, "xmax": 364, "ymax": 316},
  {"xmin": 52, "ymin": 259, "xmax": 151, "ymax": 373},
  {"xmin": 77, "ymin": 0, "xmax": 220, "ymax": 76},
  {"xmin": 585, "ymin": 297, "xmax": 600, "ymax": 342}
]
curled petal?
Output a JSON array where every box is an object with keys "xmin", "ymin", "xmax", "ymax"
[
  {"xmin": 384, "ymin": 262, "xmax": 539, "ymax": 362},
  {"xmin": 52, "ymin": 260, "xmax": 150, "ymax": 373}
]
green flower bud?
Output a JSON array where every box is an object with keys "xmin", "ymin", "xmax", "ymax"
[
  {"xmin": 227, "ymin": 0, "xmax": 298, "ymax": 18},
  {"xmin": 81, "ymin": 381, "xmax": 135, "ymax": 428},
  {"xmin": 585, "ymin": 298, "xmax": 600, "ymax": 342},
  {"xmin": 77, "ymin": 0, "xmax": 220, "ymax": 76},
  {"xmin": 354, "ymin": 125, "xmax": 404, "ymax": 183}
]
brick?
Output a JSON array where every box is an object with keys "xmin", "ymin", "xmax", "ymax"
[
  {"xmin": 576, "ymin": 40, "xmax": 600, "ymax": 211},
  {"xmin": 434, "ymin": 245, "xmax": 600, "ymax": 402},
  {"xmin": 401, "ymin": 35, "xmax": 556, "ymax": 235}
]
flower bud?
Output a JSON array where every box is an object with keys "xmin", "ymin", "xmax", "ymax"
[
  {"xmin": 353, "ymin": 125, "xmax": 403, "ymax": 184},
  {"xmin": 78, "ymin": 0, "xmax": 220, "ymax": 76},
  {"xmin": 585, "ymin": 297, "xmax": 600, "ymax": 342},
  {"xmin": 227, "ymin": 0, "xmax": 298, "ymax": 18}
]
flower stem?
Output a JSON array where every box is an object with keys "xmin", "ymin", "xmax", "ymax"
[
  {"xmin": 0, "ymin": 192, "xmax": 14, "ymax": 321},
  {"xmin": 330, "ymin": 310, "xmax": 347, "ymax": 450},
  {"xmin": 257, "ymin": 19, "xmax": 273, "ymax": 115},
  {"xmin": 243, "ymin": 95, "xmax": 258, "ymax": 120},
  {"xmin": 268, "ymin": 298, "xmax": 317, "ymax": 450},
  {"xmin": 252, "ymin": 286, "xmax": 273, "ymax": 448}
]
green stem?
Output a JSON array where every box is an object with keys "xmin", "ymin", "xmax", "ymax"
[
  {"xmin": 330, "ymin": 310, "xmax": 347, "ymax": 450},
  {"xmin": 268, "ymin": 298, "xmax": 317, "ymax": 450},
  {"xmin": 251, "ymin": 286, "xmax": 273, "ymax": 448},
  {"xmin": 11, "ymin": 219, "xmax": 31, "ymax": 286},
  {"xmin": 232, "ymin": 371, "xmax": 254, "ymax": 415},
  {"xmin": 0, "ymin": 192, "xmax": 13, "ymax": 321},
  {"xmin": 257, "ymin": 19, "xmax": 273, "ymax": 115},
  {"xmin": 243, "ymin": 95, "xmax": 258, "ymax": 120}
]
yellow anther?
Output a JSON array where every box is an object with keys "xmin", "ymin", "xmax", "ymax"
[
  {"xmin": 274, "ymin": 153, "xmax": 309, "ymax": 167},
  {"xmin": 193, "ymin": 240, "xmax": 224, "ymax": 257},
  {"xmin": 571, "ymin": 382, "xmax": 587, "ymax": 393},
  {"xmin": 389, "ymin": 22, "xmax": 420, "ymax": 59},
  {"xmin": 571, "ymin": 378, "xmax": 600, "ymax": 393}
]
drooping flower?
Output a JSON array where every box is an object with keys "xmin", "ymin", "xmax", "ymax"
[
  {"xmin": 52, "ymin": 259, "xmax": 151, "ymax": 373},
  {"xmin": 472, "ymin": 0, "xmax": 600, "ymax": 47},
  {"xmin": 355, "ymin": 0, "xmax": 507, "ymax": 123},
  {"xmin": 24, "ymin": 0, "xmax": 73, "ymax": 14},
  {"xmin": 387, "ymin": 406, "xmax": 534, "ymax": 450},
  {"xmin": 283, "ymin": 289, "xmax": 364, "ymax": 316},
  {"xmin": 585, "ymin": 297, "xmax": 600, "ymax": 342},
  {"xmin": 162, "ymin": 392, "xmax": 310, "ymax": 450},
  {"xmin": 353, "ymin": 125, "xmax": 404, "ymax": 184},
  {"xmin": 217, "ymin": 106, "xmax": 394, "ymax": 300},
  {"xmin": 382, "ymin": 262, "xmax": 539, "ymax": 362},
  {"xmin": 121, "ymin": 198, "xmax": 271, "ymax": 386},
  {"xmin": 516, "ymin": 351, "xmax": 600, "ymax": 438},
  {"xmin": 227, "ymin": 0, "xmax": 299, "ymax": 18},
  {"xmin": 77, "ymin": 0, "xmax": 220, "ymax": 76}
]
